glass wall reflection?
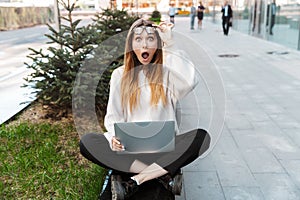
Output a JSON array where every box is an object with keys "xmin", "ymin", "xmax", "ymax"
[{"xmin": 233, "ymin": 0, "xmax": 300, "ymax": 50}]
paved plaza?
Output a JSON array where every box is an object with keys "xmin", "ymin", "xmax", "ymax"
[{"xmin": 173, "ymin": 17, "xmax": 300, "ymax": 200}]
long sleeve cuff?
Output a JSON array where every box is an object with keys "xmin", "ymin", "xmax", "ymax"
[{"xmin": 104, "ymin": 132, "xmax": 114, "ymax": 149}]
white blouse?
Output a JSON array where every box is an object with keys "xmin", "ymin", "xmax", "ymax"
[{"xmin": 103, "ymin": 45, "xmax": 198, "ymax": 147}]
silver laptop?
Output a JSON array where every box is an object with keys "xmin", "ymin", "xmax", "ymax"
[{"xmin": 114, "ymin": 120, "xmax": 175, "ymax": 154}]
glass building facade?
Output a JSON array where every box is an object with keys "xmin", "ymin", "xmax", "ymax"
[
  {"xmin": 227, "ymin": 0, "xmax": 300, "ymax": 50},
  {"xmin": 117, "ymin": 0, "xmax": 300, "ymax": 50}
]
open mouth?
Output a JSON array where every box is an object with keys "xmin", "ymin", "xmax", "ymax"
[{"xmin": 141, "ymin": 52, "xmax": 149, "ymax": 59}]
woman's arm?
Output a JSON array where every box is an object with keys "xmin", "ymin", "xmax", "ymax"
[
  {"xmin": 164, "ymin": 43, "xmax": 198, "ymax": 100},
  {"xmin": 103, "ymin": 66, "xmax": 125, "ymax": 148},
  {"xmin": 156, "ymin": 23, "xmax": 198, "ymax": 100}
]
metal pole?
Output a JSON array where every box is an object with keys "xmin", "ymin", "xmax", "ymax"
[
  {"xmin": 53, "ymin": 0, "xmax": 61, "ymax": 32},
  {"xmin": 136, "ymin": 0, "xmax": 138, "ymax": 16},
  {"xmin": 213, "ymin": 0, "xmax": 216, "ymax": 23},
  {"xmin": 264, "ymin": 0, "xmax": 269, "ymax": 39},
  {"xmin": 298, "ymin": 21, "xmax": 300, "ymax": 50}
]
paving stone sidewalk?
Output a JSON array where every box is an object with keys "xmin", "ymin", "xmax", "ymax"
[{"xmin": 173, "ymin": 17, "xmax": 300, "ymax": 200}]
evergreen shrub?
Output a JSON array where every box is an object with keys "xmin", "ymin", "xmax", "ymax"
[
  {"xmin": 149, "ymin": 10, "xmax": 161, "ymax": 24},
  {"xmin": 24, "ymin": 0, "xmax": 138, "ymax": 120}
]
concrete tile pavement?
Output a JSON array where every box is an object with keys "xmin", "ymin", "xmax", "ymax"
[{"xmin": 173, "ymin": 17, "xmax": 300, "ymax": 200}]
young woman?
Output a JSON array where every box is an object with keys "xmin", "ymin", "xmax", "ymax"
[
  {"xmin": 197, "ymin": 2, "xmax": 206, "ymax": 29},
  {"xmin": 80, "ymin": 19, "xmax": 211, "ymax": 200}
]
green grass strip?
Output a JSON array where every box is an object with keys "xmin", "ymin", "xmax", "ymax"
[{"xmin": 0, "ymin": 122, "xmax": 106, "ymax": 199}]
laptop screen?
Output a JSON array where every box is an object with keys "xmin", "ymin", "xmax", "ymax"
[{"xmin": 114, "ymin": 121, "xmax": 175, "ymax": 154}]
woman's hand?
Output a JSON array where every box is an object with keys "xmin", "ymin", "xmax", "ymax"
[
  {"xmin": 112, "ymin": 136, "xmax": 125, "ymax": 151},
  {"xmin": 154, "ymin": 22, "xmax": 174, "ymax": 47}
]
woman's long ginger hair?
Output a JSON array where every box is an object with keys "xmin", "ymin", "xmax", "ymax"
[{"xmin": 121, "ymin": 19, "xmax": 167, "ymax": 113}]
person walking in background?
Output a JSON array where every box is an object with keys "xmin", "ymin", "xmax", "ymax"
[
  {"xmin": 169, "ymin": 3, "xmax": 176, "ymax": 24},
  {"xmin": 190, "ymin": 4, "xmax": 197, "ymax": 29},
  {"xmin": 267, "ymin": 0, "xmax": 276, "ymax": 35},
  {"xmin": 197, "ymin": 2, "xmax": 205, "ymax": 29},
  {"xmin": 221, "ymin": 1, "xmax": 233, "ymax": 35}
]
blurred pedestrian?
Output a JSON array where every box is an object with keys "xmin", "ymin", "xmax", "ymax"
[
  {"xmin": 197, "ymin": 2, "xmax": 205, "ymax": 29},
  {"xmin": 190, "ymin": 5, "xmax": 197, "ymax": 29},
  {"xmin": 221, "ymin": 0, "xmax": 233, "ymax": 35},
  {"xmin": 169, "ymin": 3, "xmax": 176, "ymax": 24},
  {"xmin": 267, "ymin": 0, "xmax": 276, "ymax": 35}
]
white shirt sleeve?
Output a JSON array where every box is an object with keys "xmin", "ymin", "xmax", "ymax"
[
  {"xmin": 103, "ymin": 67, "xmax": 125, "ymax": 148},
  {"xmin": 163, "ymin": 35, "xmax": 199, "ymax": 100}
]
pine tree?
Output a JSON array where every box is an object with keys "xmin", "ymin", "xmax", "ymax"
[
  {"xmin": 24, "ymin": 1, "xmax": 138, "ymax": 120},
  {"xmin": 92, "ymin": 9, "xmax": 138, "ymax": 118}
]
